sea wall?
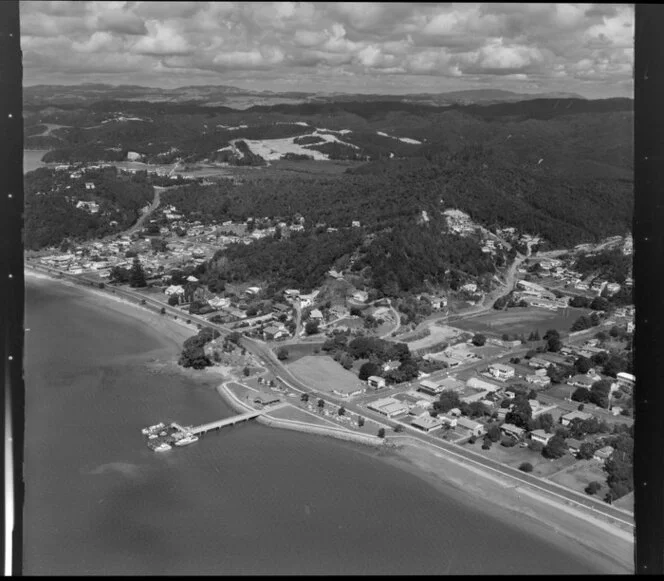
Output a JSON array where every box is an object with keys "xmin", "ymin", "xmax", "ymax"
[
  {"xmin": 217, "ymin": 383, "xmax": 384, "ymax": 448},
  {"xmin": 256, "ymin": 414, "xmax": 384, "ymax": 448}
]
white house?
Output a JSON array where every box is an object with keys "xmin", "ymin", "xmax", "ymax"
[
  {"xmin": 410, "ymin": 415, "xmax": 443, "ymax": 433},
  {"xmin": 352, "ymin": 290, "xmax": 369, "ymax": 303},
  {"xmin": 455, "ymin": 417, "xmax": 485, "ymax": 437},
  {"xmin": 530, "ymin": 429, "xmax": 553, "ymax": 446},
  {"xmin": 367, "ymin": 397, "xmax": 408, "ymax": 418},
  {"xmin": 367, "ymin": 376, "xmax": 386, "ymax": 390},
  {"xmin": 164, "ymin": 285, "xmax": 185, "ymax": 297},
  {"xmin": 488, "ymin": 363, "xmax": 515, "ymax": 381}
]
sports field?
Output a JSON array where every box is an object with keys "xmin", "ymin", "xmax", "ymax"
[
  {"xmin": 450, "ymin": 307, "xmax": 591, "ymax": 337},
  {"xmin": 287, "ymin": 355, "xmax": 365, "ymax": 395}
]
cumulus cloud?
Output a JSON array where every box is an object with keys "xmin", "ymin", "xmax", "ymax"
[{"xmin": 19, "ymin": 1, "xmax": 634, "ymax": 97}]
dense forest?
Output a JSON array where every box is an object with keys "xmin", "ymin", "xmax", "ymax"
[
  {"xmin": 24, "ymin": 167, "xmax": 154, "ymax": 249},
  {"xmin": 574, "ymin": 248, "xmax": 632, "ymax": 283}
]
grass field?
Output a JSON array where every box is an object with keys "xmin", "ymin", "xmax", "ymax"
[
  {"xmin": 275, "ymin": 342, "xmax": 324, "ymax": 363},
  {"xmin": 467, "ymin": 436, "xmax": 577, "ymax": 477},
  {"xmin": 287, "ymin": 355, "xmax": 364, "ymax": 395},
  {"xmin": 451, "ymin": 307, "xmax": 592, "ymax": 338},
  {"xmin": 548, "ymin": 459, "xmax": 608, "ymax": 497},
  {"xmin": 405, "ymin": 324, "xmax": 464, "ymax": 351}
]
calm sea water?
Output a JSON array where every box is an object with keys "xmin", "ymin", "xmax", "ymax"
[
  {"xmin": 24, "ymin": 150, "xmax": 50, "ymax": 173},
  {"xmin": 23, "ymin": 279, "xmax": 611, "ymax": 575}
]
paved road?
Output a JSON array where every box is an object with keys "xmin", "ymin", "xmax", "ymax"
[{"xmin": 27, "ymin": 262, "xmax": 633, "ymax": 529}]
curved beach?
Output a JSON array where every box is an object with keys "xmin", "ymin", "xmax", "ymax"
[{"xmin": 24, "ymin": 269, "xmax": 634, "ymax": 574}]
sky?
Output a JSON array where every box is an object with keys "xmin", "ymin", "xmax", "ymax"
[{"xmin": 20, "ymin": 2, "xmax": 634, "ymax": 98}]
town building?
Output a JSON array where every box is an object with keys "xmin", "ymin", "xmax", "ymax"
[
  {"xmin": 593, "ymin": 446, "xmax": 614, "ymax": 463},
  {"xmin": 561, "ymin": 411, "xmax": 592, "ymax": 427},
  {"xmin": 418, "ymin": 379, "xmax": 443, "ymax": 396},
  {"xmin": 367, "ymin": 397, "xmax": 408, "ymax": 418},
  {"xmin": 455, "ymin": 417, "xmax": 485, "ymax": 437},
  {"xmin": 487, "ymin": 363, "xmax": 515, "ymax": 381},
  {"xmin": 616, "ymin": 372, "xmax": 636, "ymax": 389},
  {"xmin": 500, "ymin": 423, "xmax": 525, "ymax": 440},
  {"xmin": 530, "ymin": 429, "xmax": 553, "ymax": 445},
  {"xmin": 367, "ymin": 376, "xmax": 386, "ymax": 390},
  {"xmin": 566, "ymin": 375, "xmax": 596, "ymax": 389},
  {"xmin": 410, "ymin": 415, "xmax": 444, "ymax": 433},
  {"xmin": 466, "ymin": 377, "xmax": 502, "ymax": 393},
  {"xmin": 567, "ymin": 438, "xmax": 583, "ymax": 455}
]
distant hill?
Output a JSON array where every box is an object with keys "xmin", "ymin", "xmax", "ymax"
[{"xmin": 23, "ymin": 83, "xmax": 596, "ymax": 108}]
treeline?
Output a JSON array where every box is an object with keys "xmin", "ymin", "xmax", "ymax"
[
  {"xmin": 354, "ymin": 221, "xmax": 495, "ymax": 295},
  {"xmin": 24, "ymin": 167, "xmax": 154, "ymax": 249},
  {"xmin": 574, "ymin": 248, "xmax": 632, "ymax": 283},
  {"xmin": 204, "ymin": 229, "xmax": 365, "ymax": 293}
]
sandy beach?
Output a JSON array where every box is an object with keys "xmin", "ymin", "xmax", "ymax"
[{"xmin": 24, "ymin": 267, "xmax": 635, "ymax": 573}]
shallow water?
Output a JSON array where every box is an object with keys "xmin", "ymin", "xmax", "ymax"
[{"xmin": 23, "ymin": 279, "xmax": 610, "ymax": 574}]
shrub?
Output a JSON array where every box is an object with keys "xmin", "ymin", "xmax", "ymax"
[
  {"xmin": 482, "ymin": 440, "xmax": 492, "ymax": 450},
  {"xmin": 528, "ymin": 440, "xmax": 544, "ymax": 452},
  {"xmin": 468, "ymin": 435, "xmax": 477, "ymax": 444},
  {"xmin": 585, "ymin": 481, "xmax": 602, "ymax": 495},
  {"xmin": 140, "ymin": 299, "xmax": 146, "ymax": 305},
  {"xmin": 501, "ymin": 436, "xmax": 517, "ymax": 447},
  {"xmin": 98, "ymin": 282, "xmax": 105, "ymax": 289},
  {"xmin": 377, "ymin": 428, "xmax": 386, "ymax": 438},
  {"xmin": 160, "ymin": 307, "xmax": 166, "ymax": 315},
  {"xmin": 519, "ymin": 462, "xmax": 534, "ymax": 473}
]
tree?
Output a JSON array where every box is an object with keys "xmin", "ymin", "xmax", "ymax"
[
  {"xmin": 377, "ymin": 427, "xmax": 386, "ymax": 438},
  {"xmin": 243, "ymin": 366, "xmax": 250, "ymax": 377},
  {"xmin": 574, "ymin": 357, "xmax": 592, "ymax": 374},
  {"xmin": 585, "ymin": 481, "xmax": 602, "ymax": 495},
  {"xmin": 350, "ymin": 306, "xmax": 363, "ymax": 317},
  {"xmin": 482, "ymin": 439, "xmax": 492, "ymax": 450},
  {"xmin": 537, "ymin": 413, "xmax": 555, "ymax": 433},
  {"xmin": 547, "ymin": 336, "xmax": 562, "ymax": 353},
  {"xmin": 359, "ymin": 361, "xmax": 382, "ymax": 381},
  {"xmin": 300, "ymin": 393, "xmax": 309, "ymax": 403},
  {"xmin": 505, "ymin": 398, "xmax": 532, "ymax": 429},
  {"xmin": 590, "ymin": 379, "xmax": 612, "ymax": 409},
  {"xmin": 519, "ymin": 462, "xmax": 534, "ymax": 473},
  {"xmin": 528, "ymin": 440, "xmax": 544, "ymax": 452},
  {"xmin": 472, "ymin": 333, "xmax": 487, "ymax": 346},
  {"xmin": 434, "ymin": 391, "xmax": 461, "ymax": 413},
  {"xmin": 486, "ymin": 424, "xmax": 501, "ymax": 442},
  {"xmin": 571, "ymin": 387, "xmax": 592, "ymax": 403},
  {"xmin": 394, "ymin": 424, "xmax": 404, "ymax": 432},
  {"xmin": 317, "ymin": 398, "xmax": 325, "ymax": 410},
  {"xmin": 129, "ymin": 257, "xmax": 147, "ymax": 288},
  {"xmin": 358, "ymin": 416, "xmax": 365, "ymax": 427},
  {"xmin": 542, "ymin": 433, "xmax": 567, "ymax": 459},
  {"xmin": 577, "ymin": 442, "xmax": 595, "ymax": 460},
  {"xmin": 276, "ymin": 347, "xmax": 289, "ymax": 361},
  {"xmin": 338, "ymin": 406, "xmax": 346, "ymax": 416},
  {"xmin": 305, "ymin": 320, "xmax": 320, "ymax": 335}
]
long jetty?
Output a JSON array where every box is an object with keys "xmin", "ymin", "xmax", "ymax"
[{"xmin": 173, "ymin": 403, "xmax": 288, "ymax": 437}]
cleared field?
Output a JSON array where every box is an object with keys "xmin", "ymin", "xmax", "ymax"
[
  {"xmin": 404, "ymin": 324, "xmax": 464, "ymax": 351},
  {"xmin": 275, "ymin": 342, "xmax": 324, "ymax": 363},
  {"xmin": 548, "ymin": 459, "xmax": 608, "ymax": 497},
  {"xmin": 467, "ymin": 437, "xmax": 577, "ymax": 477},
  {"xmin": 451, "ymin": 307, "xmax": 592, "ymax": 337},
  {"xmin": 287, "ymin": 355, "xmax": 364, "ymax": 395},
  {"xmin": 267, "ymin": 404, "xmax": 337, "ymax": 427}
]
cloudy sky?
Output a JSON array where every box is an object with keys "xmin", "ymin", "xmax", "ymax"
[{"xmin": 20, "ymin": 2, "xmax": 634, "ymax": 98}]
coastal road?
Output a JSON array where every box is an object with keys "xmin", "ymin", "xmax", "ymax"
[
  {"xmin": 234, "ymin": 337, "xmax": 634, "ymax": 530},
  {"xmin": 26, "ymin": 263, "xmax": 633, "ymax": 530}
]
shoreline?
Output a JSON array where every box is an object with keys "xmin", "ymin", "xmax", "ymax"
[{"xmin": 25, "ymin": 267, "xmax": 634, "ymax": 573}]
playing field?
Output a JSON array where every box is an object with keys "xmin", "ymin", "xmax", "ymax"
[
  {"xmin": 451, "ymin": 307, "xmax": 591, "ymax": 337},
  {"xmin": 287, "ymin": 355, "xmax": 365, "ymax": 395}
]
